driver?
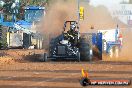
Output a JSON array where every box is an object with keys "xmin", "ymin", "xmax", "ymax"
[
  {"xmin": 67, "ymin": 24, "xmax": 77, "ymax": 39},
  {"xmin": 65, "ymin": 24, "xmax": 78, "ymax": 45}
]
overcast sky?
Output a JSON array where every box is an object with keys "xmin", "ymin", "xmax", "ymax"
[{"xmin": 90, "ymin": 0, "xmax": 129, "ymax": 7}]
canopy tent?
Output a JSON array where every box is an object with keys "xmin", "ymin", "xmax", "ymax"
[{"xmin": 16, "ymin": 20, "xmax": 32, "ymax": 29}]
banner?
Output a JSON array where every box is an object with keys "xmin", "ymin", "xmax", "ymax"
[{"xmin": 79, "ymin": 7, "xmax": 84, "ymax": 20}]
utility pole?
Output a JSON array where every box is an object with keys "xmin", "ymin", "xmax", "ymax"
[
  {"xmin": 77, "ymin": 0, "xmax": 80, "ymax": 39},
  {"xmin": 77, "ymin": 0, "xmax": 80, "ymax": 24}
]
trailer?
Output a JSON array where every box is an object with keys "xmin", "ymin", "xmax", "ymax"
[{"xmin": 98, "ymin": 27, "xmax": 123, "ymax": 58}]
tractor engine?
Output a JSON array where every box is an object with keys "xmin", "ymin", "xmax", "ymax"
[{"xmin": 51, "ymin": 40, "xmax": 79, "ymax": 56}]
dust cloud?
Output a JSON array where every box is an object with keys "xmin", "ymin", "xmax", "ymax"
[
  {"xmin": 37, "ymin": 0, "xmax": 132, "ymax": 61},
  {"xmin": 39, "ymin": 0, "xmax": 77, "ymax": 35},
  {"xmin": 38, "ymin": 0, "xmax": 126, "ymax": 34},
  {"xmin": 119, "ymin": 29, "xmax": 132, "ymax": 60}
]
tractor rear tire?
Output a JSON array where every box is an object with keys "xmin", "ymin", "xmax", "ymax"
[{"xmin": 79, "ymin": 38, "xmax": 92, "ymax": 61}]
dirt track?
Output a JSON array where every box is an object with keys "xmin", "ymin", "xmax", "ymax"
[
  {"xmin": 0, "ymin": 50, "xmax": 131, "ymax": 88},
  {"xmin": 0, "ymin": 61, "xmax": 132, "ymax": 87}
]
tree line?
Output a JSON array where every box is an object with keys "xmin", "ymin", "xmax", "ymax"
[{"xmin": 0, "ymin": 0, "xmax": 52, "ymax": 21}]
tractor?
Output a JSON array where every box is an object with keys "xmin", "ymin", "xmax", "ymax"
[{"xmin": 41, "ymin": 21, "xmax": 97, "ymax": 62}]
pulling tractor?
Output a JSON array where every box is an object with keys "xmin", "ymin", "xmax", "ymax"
[{"xmin": 41, "ymin": 21, "xmax": 102, "ymax": 62}]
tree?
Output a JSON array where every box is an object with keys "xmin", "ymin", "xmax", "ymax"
[
  {"xmin": 0, "ymin": 25, "xmax": 8, "ymax": 49},
  {"xmin": 19, "ymin": 0, "xmax": 48, "ymax": 6},
  {"xmin": 1, "ymin": 0, "xmax": 49, "ymax": 21}
]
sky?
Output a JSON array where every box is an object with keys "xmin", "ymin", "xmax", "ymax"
[{"xmin": 90, "ymin": 0, "xmax": 129, "ymax": 8}]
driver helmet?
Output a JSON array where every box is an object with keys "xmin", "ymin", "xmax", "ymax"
[{"xmin": 70, "ymin": 24, "xmax": 76, "ymax": 30}]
